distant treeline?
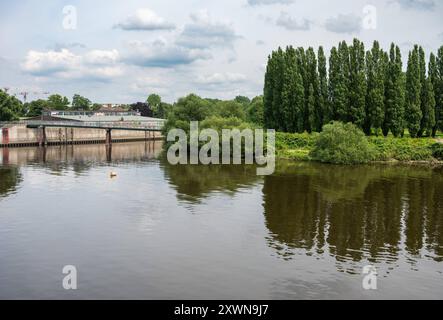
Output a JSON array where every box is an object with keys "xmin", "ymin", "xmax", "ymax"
[{"xmin": 264, "ymin": 39, "xmax": 443, "ymax": 137}]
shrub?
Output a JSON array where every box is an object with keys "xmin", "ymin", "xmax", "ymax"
[
  {"xmin": 310, "ymin": 122, "xmax": 375, "ymax": 164},
  {"xmin": 431, "ymin": 143, "xmax": 443, "ymax": 160},
  {"xmin": 369, "ymin": 136, "xmax": 434, "ymax": 161}
]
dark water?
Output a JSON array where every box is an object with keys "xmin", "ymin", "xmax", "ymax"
[{"xmin": 0, "ymin": 142, "xmax": 442, "ymax": 299}]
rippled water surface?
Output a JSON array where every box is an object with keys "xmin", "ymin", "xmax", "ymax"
[{"xmin": 0, "ymin": 142, "xmax": 442, "ymax": 299}]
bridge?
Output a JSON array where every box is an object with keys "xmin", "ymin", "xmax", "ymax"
[
  {"xmin": 1, "ymin": 120, "xmax": 165, "ymax": 147},
  {"xmin": 26, "ymin": 120, "xmax": 165, "ymax": 146}
]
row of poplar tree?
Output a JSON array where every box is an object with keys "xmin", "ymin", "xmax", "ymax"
[{"xmin": 263, "ymin": 38, "xmax": 443, "ymax": 137}]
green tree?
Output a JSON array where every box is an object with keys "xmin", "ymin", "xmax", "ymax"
[
  {"xmin": 418, "ymin": 46, "xmax": 431, "ymax": 137},
  {"xmin": 0, "ymin": 90, "xmax": 23, "ymax": 121},
  {"xmin": 306, "ymin": 47, "xmax": 320, "ymax": 132},
  {"xmin": 349, "ymin": 38, "xmax": 367, "ymax": 130},
  {"xmin": 47, "ymin": 94, "xmax": 69, "ymax": 110},
  {"xmin": 405, "ymin": 46, "xmax": 422, "ymax": 137},
  {"xmin": 383, "ymin": 44, "xmax": 405, "ymax": 137},
  {"xmin": 234, "ymin": 96, "xmax": 251, "ymax": 106},
  {"xmin": 163, "ymin": 93, "xmax": 212, "ymax": 135},
  {"xmin": 318, "ymin": 46, "xmax": 330, "ymax": 128},
  {"xmin": 72, "ymin": 94, "xmax": 91, "ymax": 110},
  {"xmin": 420, "ymin": 77, "xmax": 436, "ymax": 136},
  {"xmin": 92, "ymin": 103, "xmax": 102, "ymax": 111},
  {"xmin": 431, "ymin": 47, "xmax": 443, "ymax": 136},
  {"xmin": 147, "ymin": 93, "xmax": 164, "ymax": 117},
  {"xmin": 264, "ymin": 53, "xmax": 276, "ymax": 129},
  {"xmin": 365, "ymin": 41, "xmax": 385, "ymax": 135},
  {"xmin": 27, "ymin": 99, "xmax": 48, "ymax": 117},
  {"xmin": 247, "ymin": 96, "xmax": 264, "ymax": 126},
  {"xmin": 215, "ymin": 100, "xmax": 245, "ymax": 120}
]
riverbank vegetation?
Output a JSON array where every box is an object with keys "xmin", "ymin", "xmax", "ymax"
[
  {"xmin": 276, "ymin": 122, "xmax": 443, "ymax": 164},
  {"xmin": 264, "ymin": 39, "xmax": 443, "ymax": 138}
]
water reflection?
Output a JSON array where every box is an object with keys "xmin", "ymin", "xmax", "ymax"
[
  {"xmin": 160, "ymin": 157, "xmax": 261, "ymax": 203},
  {"xmin": 263, "ymin": 162, "xmax": 443, "ymax": 268},
  {"xmin": 0, "ymin": 141, "xmax": 162, "ymax": 175},
  {"xmin": 0, "ymin": 166, "xmax": 22, "ymax": 199}
]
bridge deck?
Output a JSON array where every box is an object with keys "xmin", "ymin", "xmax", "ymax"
[{"xmin": 25, "ymin": 121, "xmax": 164, "ymax": 132}]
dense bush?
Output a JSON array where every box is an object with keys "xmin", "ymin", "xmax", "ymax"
[
  {"xmin": 369, "ymin": 136, "xmax": 434, "ymax": 161},
  {"xmin": 431, "ymin": 143, "xmax": 443, "ymax": 160},
  {"xmin": 310, "ymin": 122, "xmax": 375, "ymax": 164}
]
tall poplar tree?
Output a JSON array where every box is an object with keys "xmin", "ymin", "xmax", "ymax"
[
  {"xmin": 365, "ymin": 41, "xmax": 386, "ymax": 135},
  {"xmin": 338, "ymin": 41, "xmax": 350, "ymax": 122},
  {"xmin": 306, "ymin": 47, "xmax": 320, "ymax": 132},
  {"xmin": 349, "ymin": 39, "xmax": 367, "ymax": 130},
  {"xmin": 384, "ymin": 44, "xmax": 405, "ymax": 137},
  {"xmin": 318, "ymin": 46, "xmax": 330, "ymax": 128},
  {"xmin": 405, "ymin": 46, "xmax": 422, "ymax": 137},
  {"xmin": 418, "ymin": 46, "xmax": 429, "ymax": 137},
  {"xmin": 431, "ymin": 47, "xmax": 443, "ymax": 136},
  {"xmin": 263, "ymin": 52, "xmax": 276, "ymax": 129}
]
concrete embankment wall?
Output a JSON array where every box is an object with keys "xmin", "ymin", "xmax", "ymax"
[{"xmin": 0, "ymin": 124, "xmax": 163, "ymax": 147}]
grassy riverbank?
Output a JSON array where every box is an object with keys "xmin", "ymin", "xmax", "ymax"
[{"xmin": 276, "ymin": 131, "xmax": 443, "ymax": 164}]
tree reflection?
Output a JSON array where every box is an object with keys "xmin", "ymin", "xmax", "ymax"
[
  {"xmin": 263, "ymin": 162, "xmax": 443, "ymax": 267},
  {"xmin": 160, "ymin": 156, "xmax": 261, "ymax": 203},
  {"xmin": 0, "ymin": 166, "xmax": 22, "ymax": 199}
]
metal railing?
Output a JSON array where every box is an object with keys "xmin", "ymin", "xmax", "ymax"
[{"xmin": 1, "ymin": 120, "xmax": 165, "ymax": 131}]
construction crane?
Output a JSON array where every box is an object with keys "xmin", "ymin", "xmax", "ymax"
[{"xmin": 18, "ymin": 90, "xmax": 50, "ymax": 103}]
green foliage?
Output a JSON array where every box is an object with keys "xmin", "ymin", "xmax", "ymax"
[
  {"xmin": 430, "ymin": 143, "xmax": 443, "ymax": 160},
  {"xmin": 147, "ymin": 93, "xmax": 168, "ymax": 118},
  {"xmin": 405, "ymin": 46, "xmax": 423, "ymax": 137},
  {"xmin": 310, "ymin": 122, "xmax": 375, "ymax": 164},
  {"xmin": 365, "ymin": 41, "xmax": 385, "ymax": 135},
  {"xmin": 72, "ymin": 94, "xmax": 91, "ymax": 110},
  {"xmin": 47, "ymin": 94, "xmax": 69, "ymax": 110},
  {"xmin": 264, "ymin": 39, "xmax": 442, "ymax": 138},
  {"xmin": 26, "ymin": 99, "xmax": 48, "ymax": 117},
  {"xmin": 431, "ymin": 47, "xmax": 443, "ymax": 136},
  {"xmin": 215, "ymin": 100, "xmax": 245, "ymax": 120},
  {"xmin": 384, "ymin": 44, "xmax": 405, "ymax": 137},
  {"xmin": 92, "ymin": 103, "xmax": 102, "ymax": 111},
  {"xmin": 369, "ymin": 136, "xmax": 434, "ymax": 161},
  {"xmin": 234, "ymin": 96, "xmax": 251, "ymax": 105},
  {"xmin": 318, "ymin": 46, "xmax": 330, "ymax": 126},
  {"xmin": 0, "ymin": 90, "xmax": 23, "ymax": 121},
  {"xmin": 246, "ymin": 96, "xmax": 264, "ymax": 125},
  {"xmin": 348, "ymin": 39, "xmax": 367, "ymax": 129}
]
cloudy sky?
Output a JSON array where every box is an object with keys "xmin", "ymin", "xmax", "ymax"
[{"xmin": 0, "ymin": 0, "xmax": 442, "ymax": 104}]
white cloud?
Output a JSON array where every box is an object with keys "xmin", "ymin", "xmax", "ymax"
[
  {"xmin": 114, "ymin": 8, "xmax": 175, "ymax": 31},
  {"xmin": 325, "ymin": 13, "xmax": 361, "ymax": 34},
  {"xmin": 196, "ymin": 72, "xmax": 247, "ymax": 85},
  {"xmin": 247, "ymin": 0, "xmax": 295, "ymax": 5},
  {"xmin": 276, "ymin": 12, "xmax": 311, "ymax": 31},
  {"xmin": 21, "ymin": 49, "xmax": 123, "ymax": 80},
  {"xmin": 395, "ymin": 0, "xmax": 435, "ymax": 11},
  {"xmin": 124, "ymin": 39, "xmax": 211, "ymax": 68},
  {"xmin": 176, "ymin": 10, "xmax": 241, "ymax": 49}
]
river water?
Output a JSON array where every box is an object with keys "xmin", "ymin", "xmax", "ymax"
[{"xmin": 0, "ymin": 142, "xmax": 442, "ymax": 299}]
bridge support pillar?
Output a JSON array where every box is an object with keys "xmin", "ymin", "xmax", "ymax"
[
  {"xmin": 2, "ymin": 128, "xmax": 9, "ymax": 145},
  {"xmin": 105, "ymin": 129, "xmax": 112, "ymax": 145},
  {"xmin": 38, "ymin": 126, "xmax": 47, "ymax": 147},
  {"xmin": 2, "ymin": 147, "xmax": 9, "ymax": 164}
]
